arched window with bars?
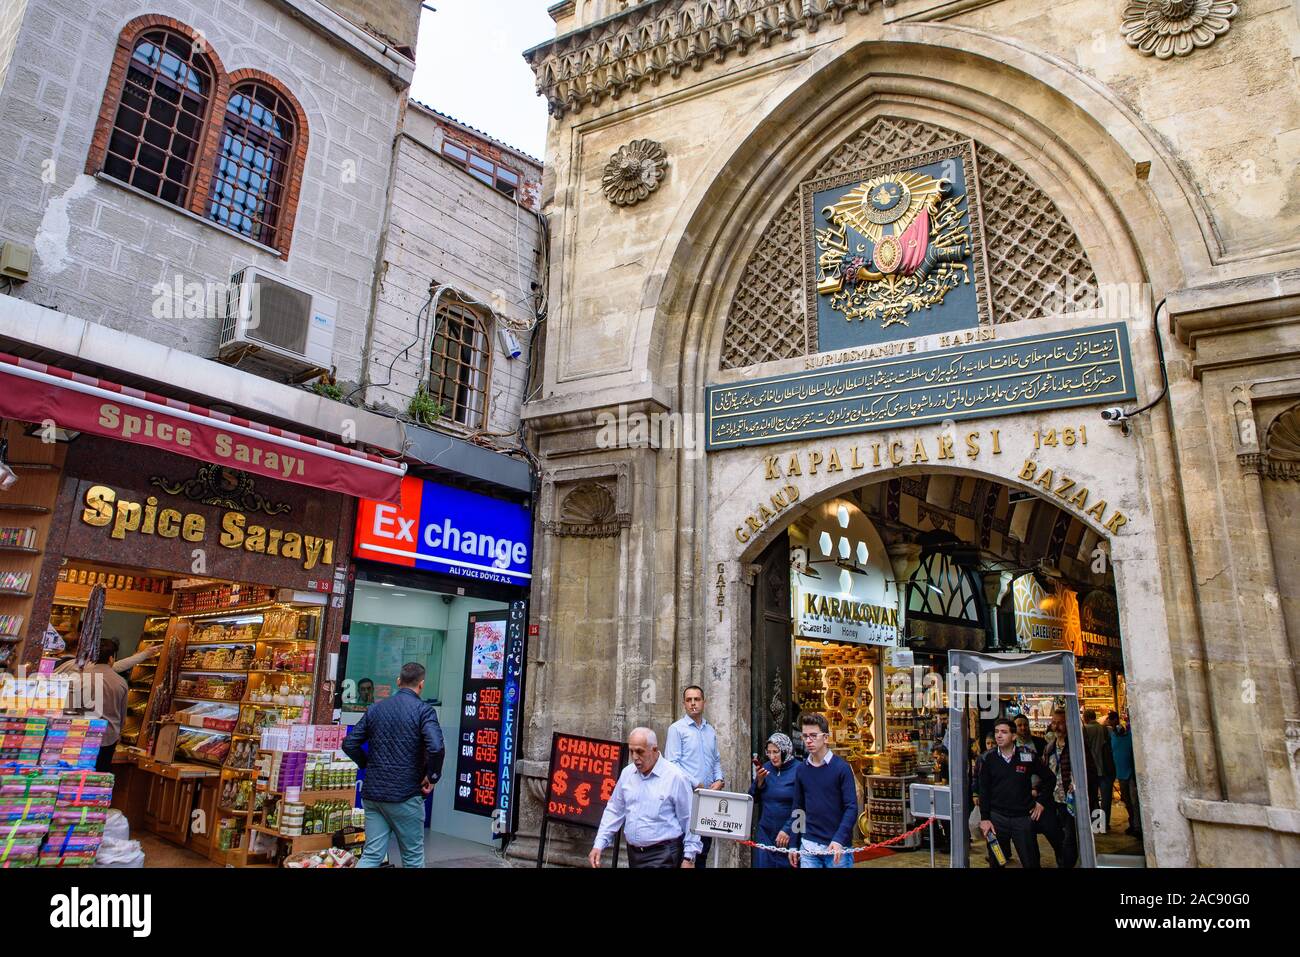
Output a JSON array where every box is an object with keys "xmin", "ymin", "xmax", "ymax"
[
  {"xmin": 428, "ymin": 298, "xmax": 491, "ymax": 430},
  {"xmin": 102, "ymin": 27, "xmax": 214, "ymax": 207},
  {"xmin": 89, "ymin": 20, "xmax": 309, "ymax": 258},
  {"xmin": 207, "ymin": 80, "xmax": 297, "ymax": 247}
]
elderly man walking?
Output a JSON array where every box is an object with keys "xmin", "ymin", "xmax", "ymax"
[{"xmin": 589, "ymin": 728, "xmax": 702, "ymax": 869}]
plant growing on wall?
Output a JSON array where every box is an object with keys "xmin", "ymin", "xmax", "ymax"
[
  {"xmin": 407, "ymin": 384, "xmax": 445, "ymax": 427},
  {"xmin": 309, "ymin": 378, "xmax": 343, "ymax": 401}
]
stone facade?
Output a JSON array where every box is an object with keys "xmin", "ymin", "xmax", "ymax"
[
  {"xmin": 0, "ymin": 0, "xmax": 413, "ymax": 390},
  {"xmin": 364, "ymin": 102, "xmax": 543, "ymax": 443},
  {"xmin": 519, "ymin": 0, "xmax": 1300, "ymax": 866}
]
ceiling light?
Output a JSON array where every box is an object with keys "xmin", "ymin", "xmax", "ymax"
[
  {"xmin": 856, "ymin": 542, "xmax": 869, "ymax": 565},
  {"xmin": 819, "ymin": 532, "xmax": 833, "ymax": 557},
  {"xmin": 836, "ymin": 505, "xmax": 850, "ymax": 528},
  {"xmin": 838, "ymin": 537, "xmax": 851, "ymax": 560},
  {"xmin": 839, "ymin": 569, "xmax": 852, "ymax": 594}
]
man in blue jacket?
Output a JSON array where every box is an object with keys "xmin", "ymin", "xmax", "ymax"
[
  {"xmin": 789, "ymin": 712, "xmax": 858, "ymax": 868},
  {"xmin": 343, "ymin": 662, "xmax": 445, "ymax": 868}
]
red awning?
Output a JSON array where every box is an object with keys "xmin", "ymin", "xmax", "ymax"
[{"xmin": 0, "ymin": 352, "xmax": 405, "ymax": 503}]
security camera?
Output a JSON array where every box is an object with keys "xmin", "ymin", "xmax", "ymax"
[
  {"xmin": 1100, "ymin": 407, "xmax": 1129, "ymax": 422},
  {"xmin": 498, "ymin": 327, "xmax": 522, "ymax": 360}
]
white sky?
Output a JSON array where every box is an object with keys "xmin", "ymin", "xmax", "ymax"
[{"xmin": 409, "ymin": 1, "xmax": 557, "ymax": 161}]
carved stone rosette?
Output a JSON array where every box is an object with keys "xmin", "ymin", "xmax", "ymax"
[
  {"xmin": 602, "ymin": 139, "xmax": 667, "ymax": 206},
  {"xmin": 1120, "ymin": 0, "xmax": 1238, "ymax": 59}
]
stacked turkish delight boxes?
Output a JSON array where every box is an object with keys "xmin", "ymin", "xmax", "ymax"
[{"xmin": 0, "ymin": 770, "xmax": 112, "ymax": 867}]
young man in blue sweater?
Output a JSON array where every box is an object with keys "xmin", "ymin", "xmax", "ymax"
[{"xmin": 789, "ymin": 712, "xmax": 859, "ymax": 868}]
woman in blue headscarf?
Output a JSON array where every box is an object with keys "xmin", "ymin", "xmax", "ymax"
[{"xmin": 748, "ymin": 732, "xmax": 800, "ymax": 868}]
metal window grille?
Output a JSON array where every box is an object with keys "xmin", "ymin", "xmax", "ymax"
[
  {"xmin": 103, "ymin": 30, "xmax": 212, "ymax": 207},
  {"xmin": 907, "ymin": 552, "xmax": 982, "ymax": 623},
  {"xmin": 208, "ymin": 81, "xmax": 296, "ymax": 246},
  {"xmin": 429, "ymin": 300, "xmax": 490, "ymax": 429}
]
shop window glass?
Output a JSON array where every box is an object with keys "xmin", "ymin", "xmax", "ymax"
[{"xmin": 344, "ymin": 621, "xmax": 445, "ymax": 710}]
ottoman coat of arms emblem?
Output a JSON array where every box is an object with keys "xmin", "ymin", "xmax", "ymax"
[{"xmin": 802, "ymin": 142, "xmax": 993, "ymax": 351}]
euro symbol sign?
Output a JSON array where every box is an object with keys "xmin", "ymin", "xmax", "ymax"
[
  {"xmin": 574, "ymin": 782, "xmax": 591, "ymax": 808},
  {"xmin": 600, "ymin": 777, "xmax": 616, "ymax": 802},
  {"xmin": 552, "ymin": 770, "xmax": 568, "ymax": 796}
]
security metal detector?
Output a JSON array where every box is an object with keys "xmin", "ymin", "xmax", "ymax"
[{"xmin": 946, "ymin": 651, "xmax": 1096, "ymax": 868}]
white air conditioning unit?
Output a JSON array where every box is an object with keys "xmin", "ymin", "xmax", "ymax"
[{"xmin": 219, "ymin": 268, "xmax": 337, "ymax": 372}]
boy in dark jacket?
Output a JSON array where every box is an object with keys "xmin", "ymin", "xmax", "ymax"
[{"xmin": 343, "ymin": 662, "xmax": 445, "ymax": 867}]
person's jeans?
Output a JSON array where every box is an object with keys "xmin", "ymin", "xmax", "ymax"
[
  {"xmin": 798, "ymin": 838, "xmax": 854, "ymax": 868},
  {"xmin": 1090, "ymin": 776, "xmax": 1115, "ymax": 829},
  {"xmin": 1051, "ymin": 801, "xmax": 1078, "ymax": 868},
  {"xmin": 358, "ymin": 796, "xmax": 425, "ymax": 868},
  {"xmin": 1119, "ymin": 776, "xmax": 1141, "ymax": 832}
]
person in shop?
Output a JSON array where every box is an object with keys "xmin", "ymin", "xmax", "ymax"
[
  {"xmin": 928, "ymin": 745, "xmax": 951, "ymax": 852},
  {"xmin": 664, "ymin": 685, "xmax": 724, "ymax": 868},
  {"xmin": 1041, "ymin": 708, "xmax": 1078, "ymax": 868},
  {"xmin": 589, "ymin": 727, "xmax": 701, "ymax": 868},
  {"xmin": 342, "ymin": 662, "xmax": 445, "ymax": 869},
  {"xmin": 1081, "ymin": 709, "xmax": 1115, "ymax": 830},
  {"xmin": 977, "ymin": 717, "xmax": 1060, "ymax": 868},
  {"xmin": 1107, "ymin": 712, "xmax": 1141, "ymax": 838},
  {"xmin": 969, "ymin": 732, "xmax": 995, "ymax": 861},
  {"xmin": 53, "ymin": 640, "xmax": 160, "ymax": 676},
  {"xmin": 788, "ymin": 712, "xmax": 858, "ymax": 869},
  {"xmin": 357, "ymin": 678, "xmax": 375, "ymax": 707},
  {"xmin": 59, "ymin": 638, "xmax": 129, "ymax": 773},
  {"xmin": 748, "ymin": 732, "xmax": 800, "ymax": 868},
  {"xmin": 1013, "ymin": 714, "xmax": 1047, "ymax": 754}
]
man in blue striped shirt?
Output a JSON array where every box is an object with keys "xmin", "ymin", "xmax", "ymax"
[{"xmin": 665, "ymin": 685, "xmax": 724, "ymax": 867}]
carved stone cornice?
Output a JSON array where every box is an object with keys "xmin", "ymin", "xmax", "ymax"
[
  {"xmin": 1238, "ymin": 453, "xmax": 1300, "ymax": 482},
  {"xmin": 523, "ymin": 0, "xmax": 877, "ymax": 119}
]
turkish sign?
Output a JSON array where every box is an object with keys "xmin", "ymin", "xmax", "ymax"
[
  {"xmin": 705, "ymin": 323, "xmax": 1136, "ymax": 450},
  {"xmin": 690, "ymin": 789, "xmax": 754, "ymax": 841},
  {"xmin": 453, "ymin": 610, "xmax": 508, "ymax": 818},
  {"xmin": 805, "ymin": 143, "xmax": 992, "ymax": 351},
  {"xmin": 544, "ymin": 733, "xmax": 627, "ymax": 829},
  {"xmin": 354, "ymin": 476, "xmax": 532, "ymax": 584},
  {"xmin": 0, "ymin": 352, "xmax": 404, "ymax": 502},
  {"xmin": 796, "ymin": 587, "xmax": 898, "ymax": 646},
  {"xmin": 493, "ymin": 599, "xmax": 528, "ymax": 835}
]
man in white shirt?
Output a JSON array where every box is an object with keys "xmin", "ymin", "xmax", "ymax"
[
  {"xmin": 664, "ymin": 685, "xmax": 723, "ymax": 866},
  {"xmin": 589, "ymin": 727, "xmax": 702, "ymax": 869}
]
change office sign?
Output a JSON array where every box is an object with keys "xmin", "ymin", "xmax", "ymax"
[{"xmin": 705, "ymin": 323, "xmax": 1136, "ymax": 450}]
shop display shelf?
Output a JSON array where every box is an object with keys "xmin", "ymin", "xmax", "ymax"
[
  {"xmin": 179, "ymin": 669, "xmax": 251, "ymax": 675},
  {"xmin": 247, "ymin": 669, "xmax": 313, "ymax": 675},
  {"xmin": 255, "ymin": 638, "xmax": 313, "ymax": 644},
  {"xmin": 177, "ymin": 723, "xmax": 234, "ymax": 735},
  {"xmin": 174, "ymin": 695, "xmax": 247, "ymax": 705},
  {"xmin": 0, "ymin": 633, "xmax": 22, "ymax": 642},
  {"xmin": 0, "ymin": 546, "xmax": 40, "ymax": 554},
  {"xmin": 0, "ymin": 589, "xmax": 31, "ymax": 598},
  {"xmin": 185, "ymin": 640, "xmax": 258, "ymax": 649},
  {"xmin": 0, "ymin": 504, "xmax": 50, "ymax": 513},
  {"xmin": 174, "ymin": 604, "xmax": 275, "ymax": 621},
  {"xmin": 6, "ymin": 462, "xmax": 56, "ymax": 471}
]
